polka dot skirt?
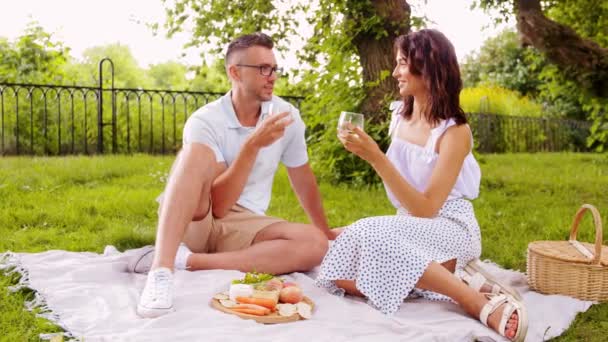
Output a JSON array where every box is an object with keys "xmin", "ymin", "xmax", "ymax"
[{"xmin": 316, "ymin": 199, "xmax": 482, "ymax": 315}]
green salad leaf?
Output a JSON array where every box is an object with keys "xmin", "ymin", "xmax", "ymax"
[{"xmin": 232, "ymin": 271, "xmax": 275, "ymax": 285}]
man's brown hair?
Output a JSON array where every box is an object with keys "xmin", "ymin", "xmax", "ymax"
[{"xmin": 225, "ymin": 32, "xmax": 274, "ymax": 65}]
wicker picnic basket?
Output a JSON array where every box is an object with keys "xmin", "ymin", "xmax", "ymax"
[{"xmin": 527, "ymin": 204, "xmax": 608, "ymax": 302}]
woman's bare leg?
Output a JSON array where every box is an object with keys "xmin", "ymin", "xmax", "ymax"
[
  {"xmin": 335, "ymin": 259, "xmax": 457, "ymax": 298},
  {"xmin": 416, "ymin": 262, "xmax": 519, "ymax": 339},
  {"xmin": 334, "ymin": 260, "xmax": 520, "ymax": 339}
]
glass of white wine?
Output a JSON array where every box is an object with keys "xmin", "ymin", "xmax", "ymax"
[
  {"xmin": 337, "ymin": 111, "xmax": 364, "ymax": 132},
  {"xmin": 268, "ymin": 103, "xmax": 292, "ymax": 120}
]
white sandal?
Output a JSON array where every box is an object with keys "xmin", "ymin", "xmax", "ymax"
[
  {"xmin": 462, "ymin": 259, "xmax": 523, "ymax": 301},
  {"xmin": 479, "ymin": 294, "xmax": 528, "ymax": 342}
]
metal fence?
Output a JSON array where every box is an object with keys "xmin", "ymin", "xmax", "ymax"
[
  {"xmin": 468, "ymin": 113, "xmax": 592, "ymax": 153},
  {"xmin": 0, "ymin": 59, "xmax": 592, "ymax": 156},
  {"xmin": 0, "ymin": 58, "xmax": 303, "ymax": 156}
]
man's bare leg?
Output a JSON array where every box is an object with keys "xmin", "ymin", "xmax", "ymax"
[
  {"xmin": 137, "ymin": 143, "xmax": 217, "ymax": 318},
  {"xmin": 151, "ymin": 143, "xmax": 216, "ymax": 271},
  {"xmin": 186, "ymin": 222, "xmax": 328, "ymax": 274}
]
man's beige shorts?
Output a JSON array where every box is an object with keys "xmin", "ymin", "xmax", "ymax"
[{"xmin": 157, "ymin": 195, "xmax": 285, "ymax": 253}]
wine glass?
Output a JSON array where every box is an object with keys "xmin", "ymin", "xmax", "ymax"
[
  {"xmin": 337, "ymin": 111, "xmax": 364, "ymax": 132},
  {"xmin": 268, "ymin": 103, "xmax": 292, "ymax": 121}
]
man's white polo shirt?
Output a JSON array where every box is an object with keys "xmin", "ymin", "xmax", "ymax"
[{"xmin": 182, "ymin": 92, "xmax": 308, "ymax": 215}]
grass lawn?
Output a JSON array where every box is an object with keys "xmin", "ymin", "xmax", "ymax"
[{"xmin": 1, "ymin": 153, "xmax": 607, "ymax": 340}]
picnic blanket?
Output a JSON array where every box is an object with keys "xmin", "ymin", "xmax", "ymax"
[{"xmin": 0, "ymin": 246, "xmax": 594, "ymax": 342}]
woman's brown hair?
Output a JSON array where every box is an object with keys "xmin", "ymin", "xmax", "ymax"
[{"xmin": 394, "ymin": 29, "xmax": 467, "ymax": 126}]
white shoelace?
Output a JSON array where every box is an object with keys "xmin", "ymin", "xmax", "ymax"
[{"xmin": 147, "ymin": 269, "xmax": 172, "ymax": 303}]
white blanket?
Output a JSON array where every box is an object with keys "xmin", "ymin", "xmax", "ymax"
[{"xmin": 0, "ymin": 246, "xmax": 593, "ymax": 342}]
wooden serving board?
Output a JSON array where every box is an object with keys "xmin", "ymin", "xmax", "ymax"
[{"xmin": 210, "ymin": 296, "xmax": 314, "ymax": 324}]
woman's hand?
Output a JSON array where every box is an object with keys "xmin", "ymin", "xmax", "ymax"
[
  {"xmin": 337, "ymin": 126, "xmax": 383, "ymax": 164},
  {"xmin": 327, "ymin": 227, "xmax": 345, "ymax": 240}
]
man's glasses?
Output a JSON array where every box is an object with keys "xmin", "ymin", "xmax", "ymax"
[{"xmin": 236, "ymin": 64, "xmax": 283, "ymax": 77}]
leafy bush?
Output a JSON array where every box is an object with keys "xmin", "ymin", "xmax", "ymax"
[
  {"xmin": 307, "ymin": 113, "xmax": 390, "ymax": 186},
  {"xmin": 460, "ymin": 26, "xmax": 607, "ymax": 151},
  {"xmin": 460, "ymin": 86, "xmax": 543, "ymax": 117}
]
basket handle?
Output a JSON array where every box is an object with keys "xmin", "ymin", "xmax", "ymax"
[{"xmin": 568, "ymin": 204, "xmax": 603, "ymax": 265}]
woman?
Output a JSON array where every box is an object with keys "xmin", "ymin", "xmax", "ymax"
[{"xmin": 316, "ymin": 29, "xmax": 527, "ymax": 341}]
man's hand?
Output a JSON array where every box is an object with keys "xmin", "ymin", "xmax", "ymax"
[{"xmin": 246, "ymin": 111, "xmax": 293, "ymax": 149}]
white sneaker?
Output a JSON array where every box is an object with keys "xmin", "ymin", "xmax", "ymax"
[
  {"xmin": 137, "ymin": 267, "xmax": 174, "ymax": 318},
  {"xmin": 127, "ymin": 244, "xmax": 192, "ymax": 274},
  {"xmin": 127, "ymin": 245, "xmax": 155, "ymax": 274}
]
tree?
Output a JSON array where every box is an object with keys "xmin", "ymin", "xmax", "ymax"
[
  {"xmin": 475, "ymin": 0, "xmax": 608, "ymax": 98},
  {"xmin": 461, "ymin": 29, "xmax": 543, "ymax": 96},
  {"xmin": 148, "ymin": 61, "xmax": 189, "ymax": 89},
  {"xmin": 461, "ymin": 29, "xmax": 592, "ymax": 120},
  {"xmin": 159, "ymin": 0, "xmax": 419, "ymax": 119},
  {"xmin": 80, "ymin": 44, "xmax": 152, "ymax": 88},
  {"xmin": 187, "ymin": 60, "xmax": 230, "ymax": 93},
  {"xmin": 339, "ymin": 0, "xmax": 411, "ymax": 116},
  {"xmin": 474, "ymin": 0, "xmax": 608, "ymax": 149},
  {"xmin": 0, "ymin": 22, "xmax": 70, "ymax": 84}
]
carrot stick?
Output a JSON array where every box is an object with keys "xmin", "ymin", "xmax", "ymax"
[
  {"xmin": 233, "ymin": 303, "xmax": 271, "ymax": 314},
  {"xmin": 235, "ymin": 296, "xmax": 277, "ymax": 310},
  {"xmin": 231, "ymin": 307, "xmax": 269, "ymax": 316},
  {"xmin": 231, "ymin": 308, "xmax": 268, "ymax": 316}
]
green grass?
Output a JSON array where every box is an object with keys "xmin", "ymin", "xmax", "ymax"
[{"xmin": 1, "ymin": 153, "xmax": 607, "ymax": 341}]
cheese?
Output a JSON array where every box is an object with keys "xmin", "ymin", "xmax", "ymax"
[
  {"xmin": 252, "ymin": 289, "xmax": 280, "ymax": 303},
  {"xmin": 229, "ymin": 284, "xmax": 254, "ymax": 302}
]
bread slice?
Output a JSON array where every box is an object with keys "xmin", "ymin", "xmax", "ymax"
[{"xmin": 251, "ymin": 289, "xmax": 280, "ymax": 305}]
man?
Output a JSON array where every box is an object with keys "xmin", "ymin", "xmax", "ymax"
[{"xmin": 130, "ymin": 32, "xmax": 335, "ymax": 318}]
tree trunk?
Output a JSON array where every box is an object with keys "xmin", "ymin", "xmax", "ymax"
[
  {"xmin": 347, "ymin": 0, "xmax": 411, "ymax": 120},
  {"xmin": 515, "ymin": 0, "xmax": 608, "ymax": 97}
]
